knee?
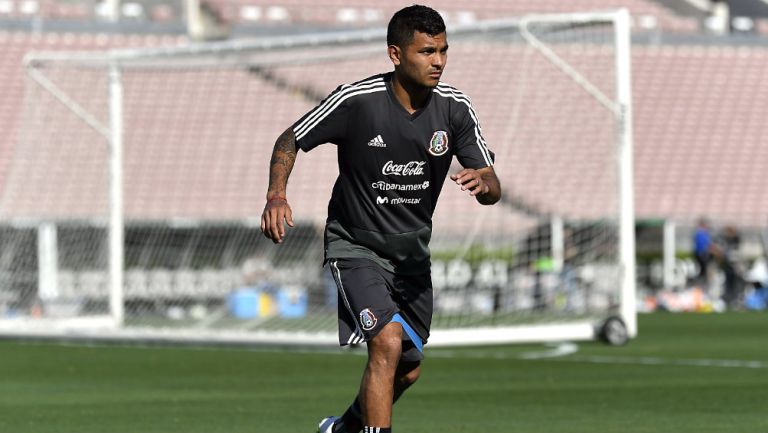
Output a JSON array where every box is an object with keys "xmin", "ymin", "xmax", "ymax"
[{"xmin": 368, "ymin": 325, "xmax": 403, "ymax": 369}]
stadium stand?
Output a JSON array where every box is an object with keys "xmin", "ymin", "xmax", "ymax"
[
  {"xmin": 2, "ymin": 4, "xmax": 768, "ymax": 316},
  {"xmin": 0, "ymin": 33, "xmax": 348, "ymax": 230},
  {"xmin": 0, "ymin": 0, "xmax": 172, "ymax": 21},
  {"xmin": 0, "ymin": 30, "xmax": 185, "ymax": 206},
  {"xmin": 632, "ymin": 44, "xmax": 768, "ymax": 227},
  {"xmin": 0, "ymin": 0, "xmax": 700, "ymax": 33},
  {"xmin": 152, "ymin": 0, "xmax": 699, "ymax": 33},
  {"xmin": 11, "ymin": 1, "xmax": 768, "ymax": 37},
  {"xmin": 3, "ymin": 31, "xmax": 768, "ymax": 231}
]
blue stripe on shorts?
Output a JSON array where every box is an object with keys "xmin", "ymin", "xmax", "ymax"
[{"xmin": 390, "ymin": 313, "xmax": 423, "ymax": 352}]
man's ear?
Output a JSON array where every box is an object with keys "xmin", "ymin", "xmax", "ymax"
[{"xmin": 388, "ymin": 44, "xmax": 401, "ymax": 66}]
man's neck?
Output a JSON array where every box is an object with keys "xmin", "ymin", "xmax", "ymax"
[{"xmin": 391, "ymin": 71, "xmax": 431, "ymax": 114}]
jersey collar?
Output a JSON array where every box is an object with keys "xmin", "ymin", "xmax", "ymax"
[{"xmin": 385, "ymin": 72, "xmax": 433, "ymax": 121}]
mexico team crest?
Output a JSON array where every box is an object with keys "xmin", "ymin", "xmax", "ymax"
[
  {"xmin": 359, "ymin": 308, "xmax": 378, "ymax": 331},
  {"xmin": 428, "ymin": 130, "xmax": 449, "ymax": 156}
]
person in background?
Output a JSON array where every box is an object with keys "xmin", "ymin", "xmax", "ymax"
[
  {"xmin": 693, "ymin": 218, "xmax": 713, "ymax": 287},
  {"xmin": 717, "ymin": 225, "xmax": 743, "ymax": 308}
]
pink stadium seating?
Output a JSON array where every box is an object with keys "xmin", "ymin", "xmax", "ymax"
[
  {"xmin": 632, "ymin": 45, "xmax": 768, "ymax": 226},
  {"xmin": 202, "ymin": 0, "xmax": 697, "ymax": 33},
  {"xmin": 0, "ymin": 31, "xmax": 187, "ymax": 218},
  {"xmin": 1, "ymin": 30, "xmax": 768, "ymax": 234},
  {"xmin": 0, "ymin": 0, "xmax": 699, "ymax": 34}
]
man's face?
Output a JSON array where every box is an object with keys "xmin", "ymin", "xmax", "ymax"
[{"xmin": 390, "ymin": 31, "xmax": 448, "ymax": 88}]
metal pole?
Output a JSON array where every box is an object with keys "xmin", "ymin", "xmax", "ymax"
[
  {"xmin": 614, "ymin": 9, "xmax": 637, "ymax": 337},
  {"xmin": 185, "ymin": 0, "xmax": 202, "ymax": 40},
  {"xmin": 109, "ymin": 63, "xmax": 125, "ymax": 326},
  {"xmin": 663, "ymin": 220, "xmax": 676, "ymax": 289},
  {"xmin": 105, "ymin": 0, "xmax": 120, "ymax": 23},
  {"xmin": 37, "ymin": 222, "xmax": 59, "ymax": 301},
  {"xmin": 551, "ymin": 216, "xmax": 564, "ymax": 273}
]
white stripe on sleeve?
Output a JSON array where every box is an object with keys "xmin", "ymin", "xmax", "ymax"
[
  {"xmin": 293, "ymin": 78, "xmax": 385, "ymax": 140},
  {"xmin": 434, "ymin": 85, "xmax": 493, "ymax": 166}
]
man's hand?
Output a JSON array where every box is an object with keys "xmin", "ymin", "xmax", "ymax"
[
  {"xmin": 262, "ymin": 127, "xmax": 299, "ymax": 244},
  {"xmin": 261, "ymin": 196, "xmax": 294, "ymax": 244},
  {"xmin": 450, "ymin": 166, "xmax": 501, "ymax": 205},
  {"xmin": 451, "ymin": 168, "xmax": 488, "ymax": 196}
]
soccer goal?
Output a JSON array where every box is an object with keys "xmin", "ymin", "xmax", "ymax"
[{"xmin": 0, "ymin": 9, "xmax": 635, "ymax": 346}]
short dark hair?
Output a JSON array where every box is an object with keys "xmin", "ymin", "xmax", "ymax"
[{"xmin": 387, "ymin": 5, "xmax": 446, "ymax": 47}]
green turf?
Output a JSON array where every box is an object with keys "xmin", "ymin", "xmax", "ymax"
[{"xmin": 1, "ymin": 312, "xmax": 766, "ymax": 433}]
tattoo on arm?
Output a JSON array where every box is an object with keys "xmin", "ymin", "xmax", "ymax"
[{"xmin": 267, "ymin": 128, "xmax": 298, "ymax": 199}]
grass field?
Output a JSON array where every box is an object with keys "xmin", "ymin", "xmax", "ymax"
[{"xmin": 1, "ymin": 312, "xmax": 766, "ymax": 433}]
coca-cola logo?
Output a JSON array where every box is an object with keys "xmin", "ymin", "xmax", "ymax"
[{"xmin": 382, "ymin": 160, "xmax": 426, "ymax": 176}]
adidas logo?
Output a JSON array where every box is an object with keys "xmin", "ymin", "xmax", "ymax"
[{"xmin": 367, "ymin": 134, "xmax": 386, "ymax": 148}]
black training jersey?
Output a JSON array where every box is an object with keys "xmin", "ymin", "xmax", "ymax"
[{"xmin": 292, "ymin": 72, "xmax": 494, "ymax": 273}]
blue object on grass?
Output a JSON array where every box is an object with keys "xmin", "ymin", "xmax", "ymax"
[
  {"xmin": 277, "ymin": 286, "xmax": 307, "ymax": 318},
  {"xmin": 229, "ymin": 288, "xmax": 259, "ymax": 319},
  {"xmin": 744, "ymin": 288, "xmax": 767, "ymax": 311}
]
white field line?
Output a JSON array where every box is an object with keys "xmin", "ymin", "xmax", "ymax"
[
  {"xmin": 517, "ymin": 342, "xmax": 579, "ymax": 359},
  {"xmin": 12, "ymin": 340, "xmax": 768, "ymax": 369},
  {"xmin": 560, "ymin": 355, "xmax": 768, "ymax": 369},
  {"xmin": 428, "ymin": 344, "xmax": 768, "ymax": 369}
]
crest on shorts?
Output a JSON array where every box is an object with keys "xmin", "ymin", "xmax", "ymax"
[
  {"xmin": 428, "ymin": 130, "xmax": 449, "ymax": 156},
  {"xmin": 359, "ymin": 308, "xmax": 378, "ymax": 331}
]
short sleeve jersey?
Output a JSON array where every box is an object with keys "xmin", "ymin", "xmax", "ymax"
[{"xmin": 292, "ymin": 72, "xmax": 494, "ymax": 274}]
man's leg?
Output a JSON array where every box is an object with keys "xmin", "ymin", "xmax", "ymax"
[
  {"xmin": 341, "ymin": 359, "xmax": 421, "ymax": 433},
  {"xmin": 322, "ymin": 258, "xmax": 428, "ymax": 433},
  {"xmin": 360, "ymin": 321, "xmax": 403, "ymax": 428},
  {"xmin": 393, "ymin": 360, "xmax": 421, "ymax": 401}
]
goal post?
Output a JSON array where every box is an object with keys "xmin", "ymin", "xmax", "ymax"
[{"xmin": 0, "ymin": 10, "xmax": 635, "ymax": 346}]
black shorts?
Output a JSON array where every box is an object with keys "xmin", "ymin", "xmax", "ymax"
[{"xmin": 327, "ymin": 258, "xmax": 432, "ymax": 362}]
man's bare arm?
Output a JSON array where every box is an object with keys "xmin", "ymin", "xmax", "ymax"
[
  {"xmin": 450, "ymin": 166, "xmax": 501, "ymax": 205},
  {"xmin": 267, "ymin": 127, "xmax": 299, "ymax": 199},
  {"xmin": 261, "ymin": 127, "xmax": 299, "ymax": 243}
]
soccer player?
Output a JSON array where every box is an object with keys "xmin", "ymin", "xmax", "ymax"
[{"xmin": 260, "ymin": 5, "xmax": 501, "ymax": 433}]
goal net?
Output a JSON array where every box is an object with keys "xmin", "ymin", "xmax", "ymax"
[{"xmin": 0, "ymin": 10, "xmax": 635, "ymax": 346}]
